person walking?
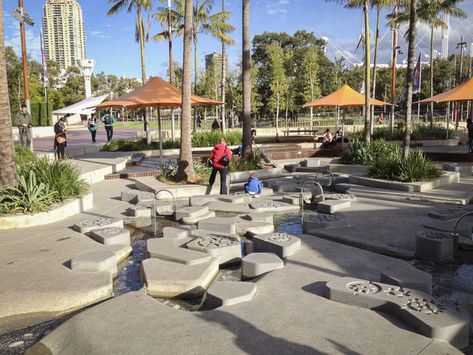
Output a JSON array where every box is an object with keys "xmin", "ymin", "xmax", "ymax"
[
  {"xmin": 14, "ymin": 103, "xmax": 32, "ymax": 147},
  {"xmin": 87, "ymin": 113, "xmax": 99, "ymax": 143},
  {"xmin": 209, "ymin": 138, "xmax": 232, "ymax": 195},
  {"xmin": 467, "ymin": 118, "xmax": 473, "ymax": 153},
  {"xmin": 101, "ymin": 111, "xmax": 115, "ymax": 142},
  {"xmin": 54, "ymin": 117, "xmax": 67, "ymax": 160}
]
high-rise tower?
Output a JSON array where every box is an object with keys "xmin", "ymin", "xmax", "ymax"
[
  {"xmin": 441, "ymin": 13, "xmax": 449, "ymax": 60},
  {"xmin": 42, "ymin": 0, "xmax": 86, "ymax": 70}
]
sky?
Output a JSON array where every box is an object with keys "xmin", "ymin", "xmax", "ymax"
[{"xmin": 3, "ymin": 0, "xmax": 473, "ymax": 80}]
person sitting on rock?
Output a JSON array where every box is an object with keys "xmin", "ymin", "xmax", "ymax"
[{"xmin": 244, "ymin": 172, "xmax": 262, "ymax": 197}]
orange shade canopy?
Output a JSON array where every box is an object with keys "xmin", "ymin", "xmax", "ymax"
[
  {"xmin": 303, "ymin": 84, "xmax": 393, "ymax": 108},
  {"xmin": 93, "ymin": 76, "xmax": 222, "ymax": 109},
  {"xmin": 416, "ymin": 77, "xmax": 473, "ymax": 104}
]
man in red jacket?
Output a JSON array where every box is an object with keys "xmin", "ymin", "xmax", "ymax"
[{"xmin": 209, "ymin": 138, "xmax": 232, "ymax": 194}]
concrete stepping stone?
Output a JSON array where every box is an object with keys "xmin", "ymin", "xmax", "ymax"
[
  {"xmin": 234, "ymin": 218, "xmax": 274, "ymax": 236},
  {"xmin": 182, "ymin": 211, "xmax": 216, "ymax": 224},
  {"xmin": 147, "ymin": 238, "xmax": 211, "ymax": 265},
  {"xmin": 380, "ymin": 266, "xmax": 432, "ymax": 295},
  {"xmin": 197, "ymin": 217, "xmax": 237, "ymax": 234},
  {"xmin": 242, "ymin": 252, "xmax": 283, "ymax": 279},
  {"xmin": 191, "ymin": 229, "xmax": 241, "ymax": 241},
  {"xmin": 142, "ymin": 257, "xmax": 218, "ymax": 298},
  {"xmin": 206, "ymin": 281, "xmax": 257, "ymax": 308},
  {"xmin": 325, "ymin": 277, "xmax": 469, "ymax": 349},
  {"xmin": 162, "ymin": 226, "xmax": 192, "ymax": 240},
  {"xmin": 302, "ymin": 214, "xmax": 349, "ymax": 233},
  {"xmin": 243, "ymin": 213, "xmax": 273, "ymax": 223},
  {"xmin": 219, "ymin": 195, "xmax": 252, "ymax": 204},
  {"xmin": 121, "ymin": 190, "xmax": 154, "ymax": 204},
  {"xmin": 175, "ymin": 206, "xmax": 210, "ymax": 221},
  {"xmin": 253, "ymin": 232, "xmax": 301, "ymax": 259},
  {"xmin": 89, "ymin": 227, "xmax": 131, "ymax": 246},
  {"xmin": 70, "ymin": 250, "xmax": 117, "ymax": 276},
  {"xmin": 317, "ymin": 199, "xmax": 351, "ymax": 214},
  {"xmin": 324, "ymin": 193, "xmax": 357, "ymax": 201},
  {"xmin": 428, "ymin": 205, "xmax": 473, "ymax": 221},
  {"xmin": 186, "ymin": 234, "xmax": 242, "ymax": 265},
  {"xmin": 72, "ymin": 217, "xmax": 123, "ymax": 233},
  {"xmin": 190, "ymin": 195, "xmax": 219, "ymax": 206},
  {"xmin": 204, "ymin": 201, "xmax": 252, "ymax": 214},
  {"xmin": 155, "ymin": 201, "xmax": 175, "ymax": 216},
  {"xmin": 303, "ymin": 158, "xmax": 321, "ymax": 168},
  {"xmin": 284, "ymin": 164, "xmax": 299, "ymax": 173},
  {"xmin": 415, "ymin": 231, "xmax": 454, "ymax": 263},
  {"xmin": 270, "ymin": 180, "xmax": 298, "ymax": 193},
  {"xmin": 250, "ymin": 199, "xmax": 299, "ymax": 213},
  {"xmin": 126, "ymin": 205, "xmax": 151, "ymax": 218}
]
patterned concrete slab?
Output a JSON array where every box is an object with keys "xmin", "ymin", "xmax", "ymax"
[
  {"xmin": 88, "ymin": 227, "xmax": 131, "ymax": 246},
  {"xmin": 147, "ymin": 238, "xmax": 211, "ymax": 265},
  {"xmin": 324, "ymin": 193, "xmax": 357, "ymax": 201},
  {"xmin": 186, "ymin": 234, "xmax": 242, "ymax": 265},
  {"xmin": 317, "ymin": 200, "xmax": 352, "ymax": 214},
  {"xmin": 219, "ymin": 195, "xmax": 253, "ymax": 204},
  {"xmin": 325, "ymin": 277, "xmax": 469, "ymax": 349},
  {"xmin": 242, "ymin": 252, "xmax": 284, "ymax": 279},
  {"xmin": 142, "ymin": 257, "xmax": 218, "ymax": 298},
  {"xmin": 380, "ymin": 266, "xmax": 432, "ymax": 295},
  {"xmin": 206, "ymin": 281, "xmax": 257, "ymax": 308},
  {"xmin": 126, "ymin": 205, "xmax": 151, "ymax": 218},
  {"xmin": 71, "ymin": 217, "xmax": 124, "ymax": 233},
  {"xmin": 253, "ymin": 232, "xmax": 301, "ymax": 259},
  {"xmin": 70, "ymin": 250, "xmax": 117, "ymax": 276},
  {"xmin": 121, "ymin": 190, "xmax": 154, "ymax": 204},
  {"xmin": 249, "ymin": 200, "xmax": 300, "ymax": 213},
  {"xmin": 415, "ymin": 231, "xmax": 454, "ymax": 262}
]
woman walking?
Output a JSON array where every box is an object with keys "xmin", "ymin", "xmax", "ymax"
[
  {"xmin": 209, "ymin": 138, "xmax": 232, "ymax": 195},
  {"xmin": 88, "ymin": 113, "xmax": 99, "ymax": 143},
  {"xmin": 54, "ymin": 117, "xmax": 67, "ymax": 160}
]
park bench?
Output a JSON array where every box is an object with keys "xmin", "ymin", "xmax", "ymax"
[{"xmin": 283, "ymin": 128, "xmax": 319, "ymax": 137}]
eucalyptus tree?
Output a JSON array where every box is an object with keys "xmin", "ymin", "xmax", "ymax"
[
  {"xmin": 301, "ymin": 46, "xmax": 320, "ymax": 129},
  {"xmin": 0, "ymin": 2, "xmax": 17, "ymax": 186},
  {"xmin": 267, "ymin": 43, "xmax": 288, "ymax": 138}
]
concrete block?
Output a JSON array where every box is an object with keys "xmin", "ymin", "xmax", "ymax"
[
  {"xmin": 442, "ymin": 163, "xmax": 460, "ymax": 172},
  {"xmin": 250, "ymin": 200, "xmax": 300, "ymax": 213},
  {"xmin": 415, "ymin": 231, "xmax": 454, "ymax": 263},
  {"xmin": 325, "ymin": 277, "xmax": 469, "ymax": 349},
  {"xmin": 206, "ymin": 281, "xmax": 257, "ymax": 308},
  {"xmin": 162, "ymin": 226, "xmax": 192, "ymax": 240},
  {"xmin": 332, "ymin": 183, "xmax": 354, "ymax": 193},
  {"xmin": 142, "ymin": 257, "xmax": 219, "ymax": 299},
  {"xmin": 242, "ymin": 252, "xmax": 284, "ymax": 279},
  {"xmin": 380, "ymin": 267, "xmax": 432, "ymax": 295},
  {"xmin": 303, "ymin": 214, "xmax": 349, "ymax": 233},
  {"xmin": 304, "ymin": 158, "xmax": 321, "ymax": 168},
  {"xmin": 89, "ymin": 227, "xmax": 131, "ymax": 246},
  {"xmin": 72, "ymin": 217, "xmax": 124, "ymax": 233},
  {"xmin": 154, "ymin": 201, "xmax": 174, "ymax": 216},
  {"xmin": 121, "ymin": 190, "xmax": 154, "ymax": 204},
  {"xmin": 70, "ymin": 250, "xmax": 117, "ymax": 276},
  {"xmin": 253, "ymin": 232, "xmax": 301, "ymax": 258},
  {"xmin": 271, "ymin": 180, "xmax": 298, "ymax": 193},
  {"xmin": 235, "ymin": 219, "xmax": 274, "ymax": 236},
  {"xmin": 324, "ymin": 193, "xmax": 357, "ymax": 201},
  {"xmin": 204, "ymin": 201, "xmax": 252, "ymax": 214},
  {"xmin": 175, "ymin": 206, "xmax": 210, "ymax": 221},
  {"xmin": 197, "ymin": 217, "xmax": 237, "ymax": 234},
  {"xmin": 284, "ymin": 164, "xmax": 299, "ymax": 173},
  {"xmin": 317, "ymin": 200, "xmax": 351, "ymax": 214},
  {"xmin": 243, "ymin": 213, "xmax": 273, "ymax": 223},
  {"xmin": 189, "ymin": 195, "xmax": 219, "ymax": 206},
  {"xmin": 147, "ymin": 238, "xmax": 211, "ymax": 265},
  {"xmin": 126, "ymin": 205, "xmax": 151, "ymax": 218},
  {"xmin": 186, "ymin": 234, "xmax": 242, "ymax": 265},
  {"xmin": 219, "ymin": 195, "xmax": 252, "ymax": 204},
  {"xmin": 182, "ymin": 211, "xmax": 216, "ymax": 225}
]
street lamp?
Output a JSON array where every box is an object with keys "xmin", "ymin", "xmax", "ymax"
[{"xmin": 391, "ymin": 45, "xmax": 403, "ymax": 133}]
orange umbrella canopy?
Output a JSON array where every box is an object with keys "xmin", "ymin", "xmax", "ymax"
[
  {"xmin": 303, "ymin": 84, "xmax": 392, "ymax": 108},
  {"xmin": 416, "ymin": 77, "xmax": 473, "ymax": 104},
  {"xmin": 94, "ymin": 76, "xmax": 221, "ymax": 109}
]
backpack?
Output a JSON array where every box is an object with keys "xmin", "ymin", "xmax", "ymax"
[{"xmin": 104, "ymin": 115, "xmax": 111, "ymax": 125}]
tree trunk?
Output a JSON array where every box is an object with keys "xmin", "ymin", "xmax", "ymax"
[
  {"xmin": 276, "ymin": 94, "xmax": 280, "ymax": 139},
  {"xmin": 137, "ymin": 8, "xmax": 150, "ymax": 144},
  {"xmin": 220, "ymin": 0, "xmax": 226, "ymax": 134},
  {"xmin": 371, "ymin": 5, "xmax": 380, "ymax": 136},
  {"xmin": 0, "ymin": 0, "xmax": 17, "ymax": 186},
  {"xmin": 404, "ymin": 0, "xmax": 417, "ymax": 158},
  {"xmin": 363, "ymin": 1, "xmax": 371, "ymax": 142},
  {"xmin": 177, "ymin": 0, "xmax": 196, "ymax": 181},
  {"xmin": 193, "ymin": 35, "xmax": 198, "ymax": 94},
  {"xmin": 429, "ymin": 25, "xmax": 434, "ymax": 129},
  {"xmin": 242, "ymin": 0, "xmax": 252, "ymax": 156}
]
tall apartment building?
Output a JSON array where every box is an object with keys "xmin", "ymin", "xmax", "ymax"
[
  {"xmin": 205, "ymin": 52, "xmax": 228, "ymax": 74},
  {"xmin": 42, "ymin": 0, "xmax": 86, "ymax": 71}
]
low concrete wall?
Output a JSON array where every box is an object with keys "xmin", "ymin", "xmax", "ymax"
[
  {"xmin": 79, "ymin": 158, "xmax": 128, "ymax": 185},
  {"xmin": 0, "ymin": 192, "xmax": 93, "ymax": 230},
  {"xmin": 328, "ymin": 164, "xmax": 370, "ymax": 175},
  {"xmin": 12, "ymin": 126, "xmax": 88, "ymax": 140},
  {"xmin": 390, "ymin": 138, "xmax": 459, "ymax": 147},
  {"xmin": 349, "ymin": 172, "xmax": 460, "ymax": 193}
]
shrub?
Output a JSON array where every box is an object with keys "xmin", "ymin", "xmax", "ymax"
[
  {"xmin": 158, "ymin": 159, "xmax": 212, "ymax": 184},
  {"xmin": 229, "ymin": 153, "xmax": 262, "ymax": 172},
  {"xmin": 102, "ymin": 138, "xmax": 180, "ymax": 152},
  {"xmin": 397, "ymin": 150, "xmax": 442, "ymax": 182},
  {"xmin": 191, "ymin": 130, "xmax": 242, "ymax": 147},
  {"xmin": 14, "ymin": 146, "xmax": 36, "ymax": 165}
]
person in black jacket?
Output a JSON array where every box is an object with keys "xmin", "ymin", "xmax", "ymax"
[
  {"xmin": 54, "ymin": 117, "xmax": 67, "ymax": 160},
  {"xmin": 467, "ymin": 118, "xmax": 473, "ymax": 153}
]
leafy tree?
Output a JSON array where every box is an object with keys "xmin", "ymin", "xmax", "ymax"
[{"xmin": 300, "ymin": 46, "xmax": 320, "ymax": 128}]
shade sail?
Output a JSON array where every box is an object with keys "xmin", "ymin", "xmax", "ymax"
[
  {"xmin": 93, "ymin": 76, "xmax": 222, "ymax": 109},
  {"xmin": 303, "ymin": 84, "xmax": 392, "ymax": 108},
  {"xmin": 53, "ymin": 94, "xmax": 108, "ymax": 116},
  {"xmin": 416, "ymin": 77, "xmax": 473, "ymax": 104}
]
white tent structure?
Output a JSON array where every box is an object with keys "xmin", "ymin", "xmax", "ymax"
[{"xmin": 52, "ymin": 94, "xmax": 108, "ymax": 124}]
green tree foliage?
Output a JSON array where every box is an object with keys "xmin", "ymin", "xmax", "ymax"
[{"xmin": 266, "ymin": 43, "xmax": 287, "ymax": 132}]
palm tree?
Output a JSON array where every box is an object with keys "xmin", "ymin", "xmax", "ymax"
[
  {"xmin": 153, "ymin": 0, "xmax": 235, "ymax": 94},
  {"xmin": 176, "ymin": 0, "xmax": 195, "ymax": 181},
  {"xmin": 0, "ymin": 4, "xmax": 17, "ymax": 186},
  {"xmin": 404, "ymin": 0, "xmax": 418, "ymax": 157},
  {"xmin": 391, "ymin": 0, "xmax": 466, "ymax": 128},
  {"xmin": 328, "ymin": 0, "xmax": 372, "ymax": 142},
  {"xmin": 108, "ymin": 0, "xmax": 153, "ymax": 143},
  {"xmin": 242, "ymin": 0, "xmax": 252, "ymax": 156}
]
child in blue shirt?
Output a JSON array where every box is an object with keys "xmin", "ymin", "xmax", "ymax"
[{"xmin": 245, "ymin": 173, "xmax": 262, "ymax": 197}]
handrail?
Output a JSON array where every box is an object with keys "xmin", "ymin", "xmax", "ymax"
[{"xmin": 453, "ymin": 211, "xmax": 473, "ymax": 236}]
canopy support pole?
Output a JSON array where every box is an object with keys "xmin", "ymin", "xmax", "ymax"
[
  {"xmin": 341, "ymin": 108, "xmax": 345, "ymax": 149},
  {"xmin": 171, "ymin": 109, "xmax": 175, "ymax": 141},
  {"xmin": 158, "ymin": 107, "xmax": 163, "ymax": 164},
  {"xmin": 446, "ymin": 103, "xmax": 450, "ymax": 140}
]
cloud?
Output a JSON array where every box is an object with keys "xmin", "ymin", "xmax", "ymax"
[
  {"xmin": 4, "ymin": 17, "xmax": 41, "ymax": 62},
  {"xmin": 266, "ymin": 0, "xmax": 291, "ymax": 15},
  {"xmin": 89, "ymin": 30, "xmax": 111, "ymax": 39}
]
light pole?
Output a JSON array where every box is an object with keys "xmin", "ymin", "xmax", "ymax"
[
  {"xmin": 220, "ymin": 0, "xmax": 226, "ymax": 134},
  {"xmin": 167, "ymin": 0, "xmax": 176, "ymax": 141},
  {"xmin": 391, "ymin": 45, "xmax": 402, "ymax": 134},
  {"xmin": 456, "ymin": 37, "xmax": 467, "ymax": 128}
]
